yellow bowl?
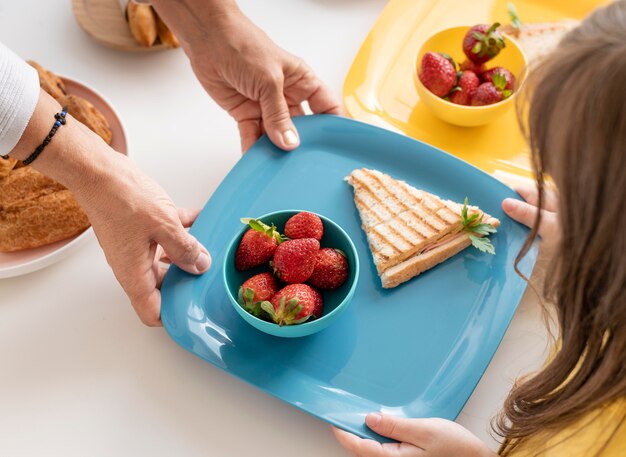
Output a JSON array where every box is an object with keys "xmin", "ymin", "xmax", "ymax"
[{"xmin": 415, "ymin": 26, "xmax": 528, "ymax": 127}]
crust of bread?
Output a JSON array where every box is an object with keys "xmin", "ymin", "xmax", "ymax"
[
  {"xmin": 0, "ymin": 157, "xmax": 17, "ymax": 179},
  {"xmin": 27, "ymin": 60, "xmax": 67, "ymax": 99},
  {"xmin": 346, "ymin": 168, "xmax": 464, "ymax": 274},
  {"xmin": 501, "ymin": 20, "xmax": 580, "ymax": 64},
  {"xmin": 347, "ymin": 168, "xmax": 502, "ymax": 288},
  {"xmin": 0, "ymin": 190, "xmax": 90, "ymax": 252},
  {"xmin": 381, "ymin": 234, "xmax": 473, "ymax": 288},
  {"xmin": 381, "ymin": 216, "xmax": 500, "ymax": 288},
  {"xmin": 155, "ymin": 14, "xmax": 180, "ymax": 48},
  {"xmin": 0, "ymin": 167, "xmax": 90, "ymax": 252},
  {"xmin": 57, "ymin": 94, "xmax": 113, "ymax": 145},
  {"xmin": 127, "ymin": 2, "xmax": 158, "ymax": 47},
  {"xmin": 0, "ymin": 167, "xmax": 65, "ymax": 208}
]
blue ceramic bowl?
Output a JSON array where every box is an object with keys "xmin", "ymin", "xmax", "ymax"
[{"xmin": 223, "ymin": 210, "xmax": 359, "ymax": 337}]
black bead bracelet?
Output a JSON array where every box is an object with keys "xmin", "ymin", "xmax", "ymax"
[{"xmin": 1, "ymin": 107, "xmax": 68, "ymax": 165}]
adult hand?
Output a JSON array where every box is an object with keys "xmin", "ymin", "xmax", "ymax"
[
  {"xmin": 333, "ymin": 414, "xmax": 495, "ymax": 457},
  {"xmin": 151, "ymin": 1, "xmax": 341, "ymax": 152},
  {"xmin": 502, "ymin": 184, "xmax": 560, "ymax": 244},
  {"xmin": 8, "ymin": 90, "xmax": 211, "ymax": 326},
  {"xmin": 74, "ymin": 141, "xmax": 211, "ymax": 326}
]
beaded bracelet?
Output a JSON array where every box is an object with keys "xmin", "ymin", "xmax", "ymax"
[{"xmin": 1, "ymin": 107, "xmax": 68, "ymax": 165}]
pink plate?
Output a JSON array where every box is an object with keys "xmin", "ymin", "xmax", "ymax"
[{"xmin": 0, "ymin": 76, "xmax": 128, "ymax": 279}]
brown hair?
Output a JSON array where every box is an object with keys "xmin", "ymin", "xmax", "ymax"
[{"xmin": 496, "ymin": 1, "xmax": 626, "ymax": 454}]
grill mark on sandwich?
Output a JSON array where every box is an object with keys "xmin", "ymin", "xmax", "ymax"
[
  {"xmin": 362, "ymin": 173, "xmax": 438, "ymax": 246},
  {"xmin": 354, "ymin": 195, "xmax": 385, "ymax": 226},
  {"xmin": 368, "ymin": 229, "xmax": 401, "ymax": 257},
  {"xmin": 368, "ymin": 171, "xmax": 448, "ymax": 233},
  {"xmin": 350, "ymin": 170, "xmax": 464, "ymax": 271},
  {"xmin": 366, "ymin": 172, "xmax": 412, "ymax": 216},
  {"xmin": 347, "ymin": 169, "xmax": 500, "ymax": 288},
  {"xmin": 351, "ymin": 173, "xmax": 408, "ymax": 223},
  {"xmin": 376, "ymin": 220, "xmax": 415, "ymax": 250},
  {"xmin": 353, "ymin": 170, "xmax": 457, "ymax": 258}
]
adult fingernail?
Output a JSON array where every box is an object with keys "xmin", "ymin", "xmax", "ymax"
[
  {"xmin": 366, "ymin": 413, "xmax": 382, "ymax": 428},
  {"xmin": 195, "ymin": 252, "xmax": 211, "ymax": 272},
  {"xmin": 283, "ymin": 129, "xmax": 298, "ymax": 146}
]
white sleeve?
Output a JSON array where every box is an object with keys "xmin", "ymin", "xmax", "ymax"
[{"xmin": 0, "ymin": 42, "xmax": 40, "ymax": 156}]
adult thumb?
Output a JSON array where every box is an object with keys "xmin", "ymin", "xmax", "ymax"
[
  {"xmin": 155, "ymin": 225, "xmax": 211, "ymax": 275},
  {"xmin": 259, "ymin": 78, "xmax": 300, "ymax": 151}
]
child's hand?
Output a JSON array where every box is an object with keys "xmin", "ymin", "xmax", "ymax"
[
  {"xmin": 333, "ymin": 413, "xmax": 495, "ymax": 457},
  {"xmin": 502, "ymin": 184, "xmax": 560, "ymax": 244}
]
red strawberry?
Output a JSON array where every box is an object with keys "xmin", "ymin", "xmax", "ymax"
[
  {"xmin": 235, "ymin": 218, "xmax": 284, "ymax": 271},
  {"xmin": 272, "ymin": 238, "xmax": 320, "ymax": 283},
  {"xmin": 418, "ymin": 52, "xmax": 457, "ymax": 97},
  {"xmin": 482, "ymin": 67, "xmax": 516, "ymax": 90},
  {"xmin": 463, "ymin": 23, "xmax": 506, "ymax": 64},
  {"xmin": 470, "ymin": 73, "xmax": 512, "ymax": 106},
  {"xmin": 308, "ymin": 248, "xmax": 349, "ymax": 290},
  {"xmin": 261, "ymin": 284, "xmax": 323, "ymax": 325},
  {"xmin": 238, "ymin": 273, "xmax": 279, "ymax": 317},
  {"xmin": 284, "ymin": 211, "xmax": 324, "ymax": 241},
  {"xmin": 449, "ymin": 70, "xmax": 480, "ymax": 106},
  {"xmin": 459, "ymin": 59, "xmax": 486, "ymax": 75}
]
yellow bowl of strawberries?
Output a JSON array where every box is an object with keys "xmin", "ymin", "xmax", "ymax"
[
  {"xmin": 415, "ymin": 24, "xmax": 528, "ymax": 127},
  {"xmin": 223, "ymin": 210, "xmax": 359, "ymax": 338}
]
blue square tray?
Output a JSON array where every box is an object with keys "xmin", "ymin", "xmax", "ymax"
[{"xmin": 161, "ymin": 115, "xmax": 537, "ymax": 441}]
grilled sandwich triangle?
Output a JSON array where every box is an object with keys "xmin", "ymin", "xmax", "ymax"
[{"xmin": 346, "ymin": 168, "xmax": 500, "ymax": 288}]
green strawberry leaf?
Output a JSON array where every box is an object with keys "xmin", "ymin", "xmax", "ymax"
[
  {"xmin": 278, "ymin": 296, "xmax": 287, "ymax": 316},
  {"xmin": 472, "ymin": 42, "xmax": 483, "ymax": 54},
  {"xmin": 291, "ymin": 314, "xmax": 313, "ymax": 325},
  {"xmin": 502, "ymin": 89, "xmax": 513, "ymax": 99},
  {"xmin": 241, "ymin": 217, "xmax": 287, "ymax": 243},
  {"xmin": 241, "ymin": 218, "xmax": 268, "ymax": 233},
  {"xmin": 237, "ymin": 287, "xmax": 244, "ymax": 305},
  {"xmin": 450, "ymin": 86, "xmax": 462, "ymax": 93},
  {"xmin": 243, "ymin": 287, "xmax": 255, "ymax": 305},
  {"xmin": 492, "ymin": 72, "xmax": 507, "ymax": 90},
  {"xmin": 260, "ymin": 301, "xmax": 276, "ymax": 320},
  {"xmin": 472, "ymin": 31, "xmax": 487, "ymax": 41},
  {"xmin": 487, "ymin": 22, "xmax": 501, "ymax": 34},
  {"xmin": 508, "ymin": 2, "xmax": 523, "ymax": 29}
]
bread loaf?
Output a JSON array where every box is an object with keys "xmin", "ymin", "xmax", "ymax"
[{"xmin": 0, "ymin": 167, "xmax": 89, "ymax": 252}]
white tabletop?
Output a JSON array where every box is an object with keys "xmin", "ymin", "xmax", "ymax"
[{"xmin": 0, "ymin": 1, "xmax": 549, "ymax": 455}]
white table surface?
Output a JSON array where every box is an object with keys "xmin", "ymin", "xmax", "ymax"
[{"xmin": 0, "ymin": 1, "xmax": 550, "ymax": 455}]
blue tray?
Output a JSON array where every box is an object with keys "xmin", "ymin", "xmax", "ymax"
[{"xmin": 161, "ymin": 115, "xmax": 537, "ymax": 441}]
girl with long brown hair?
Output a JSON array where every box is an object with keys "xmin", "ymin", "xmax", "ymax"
[{"xmin": 334, "ymin": 0, "xmax": 626, "ymax": 455}]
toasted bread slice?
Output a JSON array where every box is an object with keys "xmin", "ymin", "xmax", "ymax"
[
  {"xmin": 346, "ymin": 168, "xmax": 500, "ymax": 288},
  {"xmin": 0, "ymin": 167, "xmax": 90, "ymax": 252},
  {"xmin": 502, "ymin": 20, "xmax": 579, "ymax": 64}
]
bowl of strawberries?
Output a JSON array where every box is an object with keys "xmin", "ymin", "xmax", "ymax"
[
  {"xmin": 223, "ymin": 210, "xmax": 359, "ymax": 338},
  {"xmin": 415, "ymin": 23, "xmax": 528, "ymax": 127}
]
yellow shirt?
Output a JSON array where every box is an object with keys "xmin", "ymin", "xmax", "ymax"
[{"xmin": 506, "ymin": 399, "xmax": 626, "ymax": 456}]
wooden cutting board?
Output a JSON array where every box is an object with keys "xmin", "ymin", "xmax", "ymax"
[{"xmin": 72, "ymin": 0, "xmax": 169, "ymax": 52}]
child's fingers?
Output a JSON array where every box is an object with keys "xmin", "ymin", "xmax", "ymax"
[
  {"xmin": 365, "ymin": 414, "xmax": 430, "ymax": 449},
  {"xmin": 332, "ymin": 427, "xmax": 420, "ymax": 457},
  {"xmin": 503, "ymin": 197, "xmax": 538, "ymax": 229},
  {"xmin": 502, "ymin": 198, "xmax": 560, "ymax": 241},
  {"xmin": 514, "ymin": 184, "xmax": 559, "ymax": 212}
]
